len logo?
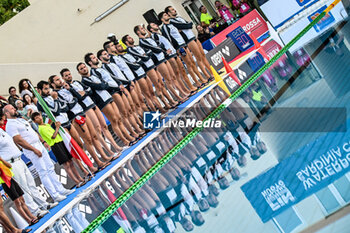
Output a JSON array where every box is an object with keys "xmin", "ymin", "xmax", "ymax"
[{"xmin": 143, "ymin": 111, "xmax": 161, "ymax": 129}]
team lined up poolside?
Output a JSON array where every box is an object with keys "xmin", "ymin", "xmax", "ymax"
[{"xmin": 0, "ymin": 6, "xmax": 216, "ymax": 233}]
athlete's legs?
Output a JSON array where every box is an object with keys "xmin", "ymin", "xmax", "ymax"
[
  {"xmin": 102, "ymin": 104, "xmax": 132, "ymax": 146},
  {"xmin": 110, "ymin": 101, "xmax": 139, "ymax": 139},
  {"xmin": 85, "ymin": 109, "xmax": 116, "ymax": 155},
  {"xmin": 136, "ymin": 78, "xmax": 157, "ymax": 112},
  {"xmin": 113, "ymin": 93, "xmax": 143, "ymax": 134},
  {"xmin": 145, "ymin": 76, "xmax": 167, "ymax": 113},
  {"xmin": 14, "ymin": 197, "xmax": 35, "ymax": 223},
  {"xmin": 121, "ymin": 92, "xmax": 143, "ymax": 129},
  {"xmin": 62, "ymin": 161, "xmax": 84, "ymax": 184},
  {"xmin": 180, "ymin": 52, "xmax": 205, "ymax": 86},
  {"xmin": 167, "ymin": 59, "xmax": 191, "ymax": 96},
  {"xmin": 147, "ymin": 69, "xmax": 174, "ymax": 109},
  {"xmin": 0, "ymin": 198, "xmax": 23, "ymax": 233},
  {"xmin": 93, "ymin": 107, "xmax": 123, "ymax": 152},
  {"xmin": 66, "ymin": 126, "xmax": 97, "ymax": 174},
  {"xmin": 196, "ymin": 39, "xmax": 213, "ymax": 75},
  {"xmin": 187, "ymin": 40, "xmax": 210, "ymax": 79},
  {"xmin": 134, "ymin": 81, "xmax": 149, "ymax": 111},
  {"xmin": 156, "ymin": 69, "xmax": 178, "ymax": 106},
  {"xmin": 174, "ymin": 56, "xmax": 197, "ymax": 91},
  {"xmin": 157, "ymin": 62, "xmax": 184, "ymax": 101},
  {"xmin": 85, "ymin": 116, "xmax": 112, "ymax": 161},
  {"xmin": 124, "ymin": 86, "xmax": 143, "ymax": 118},
  {"xmin": 185, "ymin": 47, "xmax": 208, "ymax": 83},
  {"xmin": 73, "ymin": 121, "xmax": 107, "ymax": 168}
]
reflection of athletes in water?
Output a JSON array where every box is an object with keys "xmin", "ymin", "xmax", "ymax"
[
  {"xmin": 176, "ymin": 89, "xmax": 267, "ymax": 175},
  {"xmin": 273, "ymin": 58, "xmax": 293, "ymax": 80},
  {"xmin": 114, "ymin": 143, "xmax": 210, "ymax": 231},
  {"xmin": 325, "ymin": 34, "xmax": 345, "ymax": 56},
  {"xmin": 241, "ymin": 83, "xmax": 268, "ymax": 112},
  {"xmin": 225, "ymin": 101, "xmax": 267, "ymax": 158},
  {"xmin": 81, "ymin": 85, "xmax": 268, "ymax": 232},
  {"xmin": 111, "ymin": 165, "xmax": 169, "ymax": 232},
  {"xmin": 260, "ymin": 69, "xmax": 279, "ymax": 92},
  {"xmin": 293, "ymin": 48, "xmax": 311, "ymax": 67},
  {"xmin": 87, "ymin": 188, "xmax": 140, "ymax": 233}
]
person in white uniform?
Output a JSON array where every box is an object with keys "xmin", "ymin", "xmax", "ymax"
[
  {"xmin": 0, "ymin": 127, "xmax": 57, "ymax": 219},
  {"xmin": 3, "ymin": 105, "xmax": 74, "ymax": 202}
]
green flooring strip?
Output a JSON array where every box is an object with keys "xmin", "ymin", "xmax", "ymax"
[{"xmin": 82, "ymin": 11, "xmax": 326, "ymax": 233}]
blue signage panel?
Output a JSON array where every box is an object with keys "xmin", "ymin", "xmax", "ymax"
[
  {"xmin": 241, "ymin": 120, "xmax": 350, "ymax": 223},
  {"xmin": 226, "ymin": 26, "xmax": 254, "ymax": 52},
  {"xmin": 247, "ymin": 52, "xmax": 266, "ymax": 72},
  {"xmin": 308, "ymin": 5, "xmax": 336, "ymax": 32}
]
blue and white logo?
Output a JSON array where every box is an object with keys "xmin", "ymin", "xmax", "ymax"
[{"xmin": 143, "ymin": 111, "xmax": 161, "ymax": 129}]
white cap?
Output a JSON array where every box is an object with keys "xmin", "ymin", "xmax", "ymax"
[
  {"xmin": 15, "ymin": 99, "xmax": 23, "ymax": 106},
  {"xmin": 107, "ymin": 33, "xmax": 115, "ymax": 38}
]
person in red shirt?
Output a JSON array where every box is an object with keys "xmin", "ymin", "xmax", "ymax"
[{"xmin": 232, "ymin": 0, "xmax": 251, "ymax": 16}]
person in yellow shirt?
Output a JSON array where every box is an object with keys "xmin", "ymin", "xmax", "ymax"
[
  {"xmin": 31, "ymin": 112, "xmax": 86, "ymax": 188},
  {"xmin": 0, "ymin": 157, "xmax": 38, "ymax": 226},
  {"xmin": 200, "ymin": 5, "xmax": 213, "ymax": 28}
]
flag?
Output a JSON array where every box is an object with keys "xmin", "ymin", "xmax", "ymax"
[
  {"xmin": 29, "ymin": 82, "xmax": 93, "ymax": 168},
  {"xmin": 60, "ymin": 129, "xmax": 93, "ymax": 167},
  {"xmin": 106, "ymin": 190, "xmax": 133, "ymax": 233},
  {"xmin": 0, "ymin": 162, "xmax": 12, "ymax": 188},
  {"xmin": 42, "ymin": 115, "xmax": 52, "ymax": 124}
]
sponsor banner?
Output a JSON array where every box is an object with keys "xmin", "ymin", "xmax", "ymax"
[
  {"xmin": 246, "ymin": 39, "xmax": 287, "ymax": 71},
  {"xmin": 308, "ymin": 5, "xmax": 336, "ymax": 32},
  {"xmin": 241, "ymin": 120, "xmax": 350, "ymax": 223},
  {"xmin": 206, "ymin": 38, "xmax": 240, "ymax": 70},
  {"xmin": 210, "ymin": 10, "xmax": 268, "ymax": 46},
  {"xmin": 263, "ymin": 39, "xmax": 283, "ymax": 60},
  {"xmin": 223, "ymin": 75, "xmax": 240, "ymax": 94},
  {"xmin": 227, "ymin": 26, "xmax": 255, "ymax": 52},
  {"xmin": 234, "ymin": 61, "xmax": 255, "ymax": 84},
  {"xmin": 224, "ymin": 60, "xmax": 255, "ymax": 94},
  {"xmin": 247, "ymin": 52, "xmax": 266, "ymax": 72}
]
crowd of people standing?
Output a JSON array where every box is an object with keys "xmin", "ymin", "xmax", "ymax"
[
  {"xmin": 197, "ymin": 0, "xmax": 253, "ymax": 43},
  {"xmin": 0, "ymin": 5, "xmax": 216, "ymax": 232}
]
